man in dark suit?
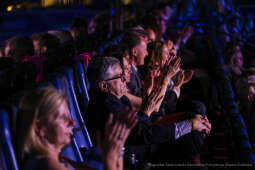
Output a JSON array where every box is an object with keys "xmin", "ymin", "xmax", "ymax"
[
  {"xmin": 86, "ymin": 56, "xmax": 211, "ymax": 166},
  {"xmin": 128, "ymin": 65, "xmax": 143, "ymax": 97},
  {"xmin": 120, "ymin": 31, "xmax": 148, "ymax": 97}
]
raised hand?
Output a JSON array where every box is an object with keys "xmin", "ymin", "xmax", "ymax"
[
  {"xmin": 182, "ymin": 26, "xmax": 194, "ymax": 42},
  {"xmin": 173, "ymin": 70, "xmax": 185, "ymax": 89},
  {"xmin": 117, "ymin": 107, "xmax": 138, "ymax": 134},
  {"xmin": 162, "ymin": 57, "xmax": 181, "ymax": 84},
  {"xmin": 183, "ymin": 69, "xmax": 194, "ymax": 84},
  {"xmin": 191, "ymin": 115, "xmax": 211, "ymax": 135},
  {"xmin": 97, "ymin": 111, "xmax": 138, "ymax": 170},
  {"xmin": 202, "ymin": 116, "xmax": 211, "ymax": 135},
  {"xmin": 141, "ymin": 87, "xmax": 164, "ymax": 116}
]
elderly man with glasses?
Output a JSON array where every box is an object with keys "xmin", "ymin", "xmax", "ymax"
[{"xmin": 86, "ymin": 57, "xmax": 211, "ymax": 167}]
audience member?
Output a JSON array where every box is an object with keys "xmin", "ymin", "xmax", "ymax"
[
  {"xmin": 4, "ymin": 36, "xmax": 34, "ymax": 62},
  {"xmin": 16, "ymin": 87, "xmax": 137, "ymax": 170},
  {"xmin": 87, "ymin": 57, "xmax": 211, "ymax": 165}
]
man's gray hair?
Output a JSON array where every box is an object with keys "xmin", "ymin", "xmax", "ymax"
[{"xmin": 88, "ymin": 57, "xmax": 120, "ymax": 89}]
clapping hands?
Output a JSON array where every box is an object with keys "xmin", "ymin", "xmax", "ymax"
[
  {"xmin": 141, "ymin": 87, "xmax": 165, "ymax": 116},
  {"xmin": 191, "ymin": 115, "xmax": 211, "ymax": 135},
  {"xmin": 173, "ymin": 69, "xmax": 194, "ymax": 89},
  {"xmin": 97, "ymin": 108, "xmax": 138, "ymax": 169}
]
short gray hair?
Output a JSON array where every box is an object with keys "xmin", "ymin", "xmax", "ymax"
[{"xmin": 88, "ymin": 57, "xmax": 120, "ymax": 90}]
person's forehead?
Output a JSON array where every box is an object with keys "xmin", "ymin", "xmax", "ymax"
[
  {"xmin": 112, "ymin": 64, "xmax": 122, "ymax": 74},
  {"xmin": 139, "ymin": 36, "xmax": 148, "ymax": 43},
  {"xmin": 33, "ymin": 40, "xmax": 40, "ymax": 45},
  {"xmin": 140, "ymin": 40, "xmax": 147, "ymax": 47},
  {"xmin": 58, "ymin": 101, "xmax": 69, "ymax": 112},
  {"xmin": 163, "ymin": 44, "xmax": 168, "ymax": 50}
]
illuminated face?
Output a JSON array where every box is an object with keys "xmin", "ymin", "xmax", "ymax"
[
  {"xmin": 33, "ymin": 40, "xmax": 41, "ymax": 54},
  {"xmin": 4, "ymin": 42, "xmax": 10, "ymax": 56},
  {"xmin": 146, "ymin": 29, "xmax": 156, "ymax": 43},
  {"xmin": 105, "ymin": 64, "xmax": 127, "ymax": 99},
  {"xmin": 233, "ymin": 51, "xmax": 243, "ymax": 68},
  {"xmin": 43, "ymin": 102, "xmax": 75, "ymax": 147},
  {"xmin": 133, "ymin": 40, "xmax": 148, "ymax": 66}
]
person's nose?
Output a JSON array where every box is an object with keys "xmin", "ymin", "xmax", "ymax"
[
  {"xmin": 145, "ymin": 50, "xmax": 148, "ymax": 57},
  {"xmin": 122, "ymin": 75, "xmax": 126, "ymax": 83},
  {"xmin": 68, "ymin": 117, "xmax": 75, "ymax": 127}
]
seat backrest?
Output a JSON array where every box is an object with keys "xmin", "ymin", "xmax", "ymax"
[
  {"xmin": 64, "ymin": 68, "xmax": 93, "ymax": 148},
  {"xmin": 1, "ymin": 145, "xmax": 8, "ymax": 170},
  {"xmin": 0, "ymin": 109, "xmax": 19, "ymax": 170},
  {"xmin": 50, "ymin": 75, "xmax": 84, "ymax": 162},
  {"xmin": 75, "ymin": 62, "xmax": 90, "ymax": 111},
  {"xmin": 51, "ymin": 74, "xmax": 88, "ymax": 147},
  {"xmin": 65, "ymin": 69, "xmax": 104, "ymax": 169}
]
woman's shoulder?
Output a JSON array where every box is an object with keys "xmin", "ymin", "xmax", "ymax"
[{"xmin": 23, "ymin": 155, "xmax": 69, "ymax": 170}]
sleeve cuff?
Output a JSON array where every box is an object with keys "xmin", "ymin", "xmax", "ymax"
[
  {"xmin": 174, "ymin": 120, "xmax": 192, "ymax": 139},
  {"xmin": 172, "ymin": 87, "xmax": 181, "ymax": 98}
]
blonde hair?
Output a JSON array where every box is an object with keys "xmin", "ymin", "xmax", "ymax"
[{"xmin": 17, "ymin": 87, "xmax": 67, "ymax": 162}]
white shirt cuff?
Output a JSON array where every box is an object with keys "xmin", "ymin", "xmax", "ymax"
[{"xmin": 172, "ymin": 87, "xmax": 180, "ymax": 98}]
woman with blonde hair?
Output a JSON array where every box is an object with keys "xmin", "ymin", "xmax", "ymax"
[{"xmin": 16, "ymin": 87, "xmax": 137, "ymax": 170}]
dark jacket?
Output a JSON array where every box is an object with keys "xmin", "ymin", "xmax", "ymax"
[
  {"xmin": 86, "ymin": 90, "xmax": 176, "ymax": 145},
  {"xmin": 127, "ymin": 65, "xmax": 142, "ymax": 97}
]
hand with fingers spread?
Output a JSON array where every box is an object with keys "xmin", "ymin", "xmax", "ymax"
[
  {"xmin": 183, "ymin": 69, "xmax": 194, "ymax": 84},
  {"xmin": 161, "ymin": 57, "xmax": 181, "ymax": 85},
  {"xmin": 97, "ymin": 111, "xmax": 138, "ymax": 170},
  {"xmin": 182, "ymin": 26, "xmax": 194, "ymax": 43},
  {"xmin": 141, "ymin": 87, "xmax": 165, "ymax": 116},
  {"xmin": 190, "ymin": 114, "xmax": 211, "ymax": 135},
  {"xmin": 173, "ymin": 70, "xmax": 185, "ymax": 89},
  {"xmin": 201, "ymin": 115, "xmax": 211, "ymax": 135},
  {"xmin": 117, "ymin": 107, "xmax": 139, "ymax": 132}
]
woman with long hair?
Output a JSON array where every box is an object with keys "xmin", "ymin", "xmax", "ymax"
[{"xmin": 16, "ymin": 87, "xmax": 137, "ymax": 170}]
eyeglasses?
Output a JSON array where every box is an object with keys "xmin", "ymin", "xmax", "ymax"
[{"xmin": 104, "ymin": 73, "xmax": 125, "ymax": 82}]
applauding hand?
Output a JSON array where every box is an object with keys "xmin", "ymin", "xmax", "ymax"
[
  {"xmin": 141, "ymin": 87, "xmax": 164, "ymax": 116},
  {"xmin": 97, "ymin": 110, "xmax": 138, "ymax": 170}
]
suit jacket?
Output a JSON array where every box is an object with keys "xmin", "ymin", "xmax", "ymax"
[
  {"xmin": 86, "ymin": 90, "xmax": 176, "ymax": 145},
  {"xmin": 127, "ymin": 65, "xmax": 142, "ymax": 97}
]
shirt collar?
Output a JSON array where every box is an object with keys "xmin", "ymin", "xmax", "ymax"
[{"xmin": 131, "ymin": 64, "xmax": 137, "ymax": 71}]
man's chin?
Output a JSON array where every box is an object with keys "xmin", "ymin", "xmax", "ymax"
[{"xmin": 138, "ymin": 62, "xmax": 144, "ymax": 66}]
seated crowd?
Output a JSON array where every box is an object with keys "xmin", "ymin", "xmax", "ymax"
[{"xmin": 0, "ymin": 0, "xmax": 254, "ymax": 169}]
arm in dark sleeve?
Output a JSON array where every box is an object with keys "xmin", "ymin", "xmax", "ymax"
[
  {"xmin": 127, "ymin": 111, "xmax": 176, "ymax": 145},
  {"xmin": 163, "ymin": 90, "xmax": 178, "ymax": 114}
]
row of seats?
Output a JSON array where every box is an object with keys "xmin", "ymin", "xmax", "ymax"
[
  {"xmin": 0, "ymin": 61, "xmax": 103, "ymax": 170},
  {"xmin": 0, "ymin": 21, "xmax": 130, "ymax": 170}
]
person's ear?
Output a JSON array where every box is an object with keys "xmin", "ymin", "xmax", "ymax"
[
  {"xmin": 131, "ymin": 47, "xmax": 137, "ymax": 57},
  {"xmin": 98, "ymin": 81, "xmax": 108, "ymax": 92},
  {"xmin": 35, "ymin": 119, "xmax": 45, "ymax": 138}
]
